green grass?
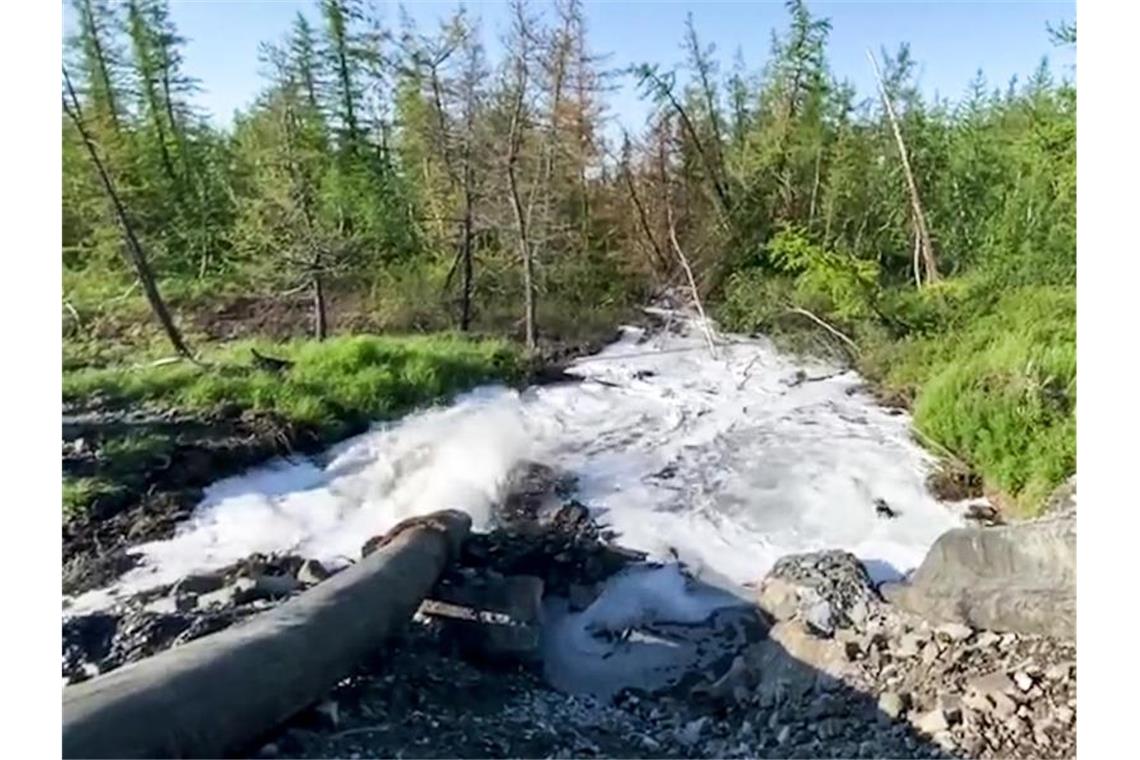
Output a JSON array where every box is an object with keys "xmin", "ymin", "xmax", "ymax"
[
  {"xmin": 869, "ymin": 285, "xmax": 1075, "ymax": 512},
  {"xmin": 63, "ymin": 476, "xmax": 124, "ymax": 522},
  {"xmin": 62, "ymin": 333, "xmax": 524, "ymax": 523},
  {"xmin": 64, "ymin": 333, "xmax": 524, "ymax": 433}
]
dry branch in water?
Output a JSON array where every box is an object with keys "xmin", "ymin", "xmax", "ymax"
[
  {"xmin": 785, "ymin": 306, "xmax": 860, "ymax": 359},
  {"xmin": 666, "ymin": 206, "xmax": 718, "ymax": 358}
]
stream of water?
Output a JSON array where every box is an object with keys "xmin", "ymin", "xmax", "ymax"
[{"xmin": 66, "ymin": 312, "xmax": 964, "ymax": 694}]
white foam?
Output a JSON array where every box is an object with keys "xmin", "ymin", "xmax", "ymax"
[{"xmin": 67, "ymin": 315, "xmax": 961, "ymax": 625}]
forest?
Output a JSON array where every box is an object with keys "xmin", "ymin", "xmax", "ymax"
[{"xmin": 62, "ymin": 0, "xmax": 1075, "ymax": 517}]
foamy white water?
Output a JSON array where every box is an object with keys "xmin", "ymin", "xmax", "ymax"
[{"xmin": 67, "ymin": 313, "xmax": 961, "ymax": 634}]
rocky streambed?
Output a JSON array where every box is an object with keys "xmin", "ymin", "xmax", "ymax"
[
  {"xmin": 62, "ymin": 461, "xmax": 1077, "ymax": 759},
  {"xmin": 61, "ymin": 312, "xmax": 1077, "ymax": 758}
]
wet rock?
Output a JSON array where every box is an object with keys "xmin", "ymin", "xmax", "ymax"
[{"xmin": 173, "ymin": 571, "xmax": 226, "ymax": 595}]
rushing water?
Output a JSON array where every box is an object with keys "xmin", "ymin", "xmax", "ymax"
[{"xmin": 66, "ymin": 312, "xmax": 964, "ymax": 693}]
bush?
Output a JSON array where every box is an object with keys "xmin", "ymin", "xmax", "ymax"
[{"xmin": 869, "ymin": 285, "xmax": 1075, "ymax": 512}]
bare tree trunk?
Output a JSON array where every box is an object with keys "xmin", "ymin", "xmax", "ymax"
[
  {"xmin": 643, "ymin": 69, "xmax": 731, "ymax": 217},
  {"xmin": 506, "ymin": 2, "xmax": 537, "ymax": 352},
  {"xmin": 867, "ymin": 49, "xmax": 939, "ymax": 286},
  {"xmin": 506, "ymin": 127, "xmax": 537, "ymax": 351},
  {"xmin": 460, "ymin": 183, "xmax": 474, "ymax": 331},
  {"xmin": 63, "ymin": 68, "xmax": 193, "ymax": 361},
  {"xmin": 313, "ymin": 266, "xmax": 328, "ymax": 340},
  {"xmin": 665, "ymin": 203, "xmax": 716, "ymax": 358},
  {"xmin": 618, "ymin": 133, "xmax": 668, "ymax": 274}
]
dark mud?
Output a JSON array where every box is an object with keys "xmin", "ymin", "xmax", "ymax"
[{"xmin": 62, "ymin": 401, "xmax": 366, "ymax": 596}]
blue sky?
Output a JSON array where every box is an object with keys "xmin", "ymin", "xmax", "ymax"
[{"xmin": 63, "ymin": 0, "xmax": 1075, "ymax": 134}]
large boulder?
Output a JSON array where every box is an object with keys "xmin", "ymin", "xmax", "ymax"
[
  {"xmin": 756, "ymin": 550, "xmax": 882, "ymax": 636},
  {"xmin": 882, "ymin": 511, "xmax": 1075, "ymax": 639}
]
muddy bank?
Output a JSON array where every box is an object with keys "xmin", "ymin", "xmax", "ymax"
[
  {"xmin": 62, "ymin": 402, "xmax": 362, "ymax": 596},
  {"xmin": 60, "ymin": 320, "xmax": 623, "ymax": 598}
]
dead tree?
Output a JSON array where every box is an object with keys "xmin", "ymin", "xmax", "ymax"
[
  {"xmin": 867, "ymin": 49, "xmax": 939, "ymax": 286},
  {"xmin": 634, "ymin": 65, "xmax": 731, "ymax": 218},
  {"xmin": 617, "ymin": 130, "xmax": 669, "ymax": 275},
  {"xmin": 62, "ymin": 67, "xmax": 194, "ymax": 360}
]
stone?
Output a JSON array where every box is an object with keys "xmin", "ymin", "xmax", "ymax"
[
  {"xmin": 815, "ymin": 718, "xmax": 843, "ymax": 740},
  {"xmin": 968, "ymin": 671, "xmax": 1017, "ymax": 698},
  {"xmin": 894, "ymin": 632, "xmax": 925, "ymax": 658},
  {"xmin": 878, "ymin": 691, "xmax": 907, "ymax": 719},
  {"xmin": 975, "ymin": 631, "xmax": 1002, "ymax": 649},
  {"xmin": 640, "ymin": 736, "xmax": 661, "ymax": 752},
  {"xmin": 253, "ymin": 574, "xmax": 301, "ymax": 599},
  {"xmin": 933, "ymin": 731, "xmax": 957, "ymax": 752},
  {"xmin": 173, "ymin": 572, "xmax": 226, "ymax": 595},
  {"xmin": 256, "ymin": 743, "xmax": 279, "ymax": 758},
  {"xmin": 1056, "ymin": 706, "xmax": 1074, "ymax": 725},
  {"xmin": 677, "ymin": 717, "xmax": 708, "ymax": 746},
  {"xmin": 1041, "ymin": 475, "xmax": 1076, "ymax": 515},
  {"xmin": 936, "ymin": 694, "xmax": 963, "ymax": 724},
  {"xmin": 913, "ymin": 709, "xmax": 950, "ymax": 735},
  {"xmin": 885, "ymin": 513, "xmax": 1075, "ymax": 639},
  {"xmin": 990, "ymin": 692, "xmax": 1018, "ymax": 720},
  {"xmin": 314, "ymin": 699, "xmax": 340, "ymax": 728},
  {"xmin": 691, "ymin": 655, "xmax": 752, "ymax": 703},
  {"xmin": 776, "ymin": 725, "xmax": 792, "ymax": 746},
  {"xmin": 297, "ymin": 559, "xmax": 330, "ymax": 585},
  {"xmin": 1003, "ymin": 715, "xmax": 1028, "ymax": 737},
  {"xmin": 1013, "ymin": 671, "xmax": 1034, "ymax": 692},
  {"xmin": 936, "ymin": 622, "xmax": 974, "ymax": 642},
  {"xmin": 963, "ymin": 691, "xmax": 992, "ymax": 714},
  {"xmin": 199, "ymin": 577, "xmax": 258, "ymax": 609},
  {"xmin": 1045, "ymin": 661, "xmax": 1074, "ymax": 681},
  {"xmin": 756, "ymin": 551, "xmax": 881, "ymax": 633}
]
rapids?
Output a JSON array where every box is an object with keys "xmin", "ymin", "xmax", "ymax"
[{"xmin": 65, "ymin": 312, "xmax": 964, "ymax": 695}]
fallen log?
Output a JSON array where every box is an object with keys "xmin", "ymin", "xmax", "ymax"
[{"xmin": 62, "ymin": 510, "xmax": 472, "ymax": 759}]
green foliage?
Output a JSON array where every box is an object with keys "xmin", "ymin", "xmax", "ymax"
[
  {"xmin": 61, "ymin": 0, "xmax": 1076, "ymax": 514},
  {"xmin": 63, "ymin": 477, "xmax": 124, "ymax": 521},
  {"xmin": 767, "ymin": 227, "xmax": 879, "ymax": 320},
  {"xmin": 873, "ymin": 286, "xmax": 1075, "ymax": 512}
]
